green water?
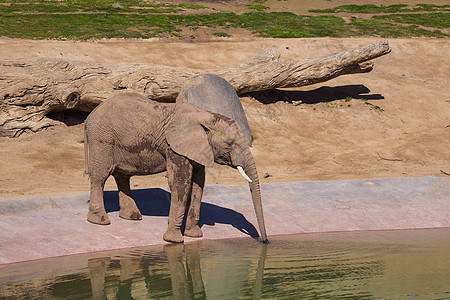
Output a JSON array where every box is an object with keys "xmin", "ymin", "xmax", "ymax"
[{"xmin": 1, "ymin": 229, "xmax": 449, "ymax": 299}]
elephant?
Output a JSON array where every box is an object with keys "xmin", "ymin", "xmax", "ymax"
[
  {"xmin": 84, "ymin": 92, "xmax": 268, "ymax": 244},
  {"xmin": 176, "ymin": 74, "xmax": 253, "ymax": 145}
]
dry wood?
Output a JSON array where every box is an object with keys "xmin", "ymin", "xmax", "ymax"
[{"xmin": 0, "ymin": 41, "xmax": 391, "ymax": 137}]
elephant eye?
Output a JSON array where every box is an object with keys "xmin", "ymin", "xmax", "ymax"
[{"xmin": 226, "ymin": 138, "xmax": 234, "ymax": 147}]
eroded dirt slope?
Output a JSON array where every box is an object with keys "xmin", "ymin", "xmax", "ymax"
[{"xmin": 0, "ymin": 36, "xmax": 448, "ymax": 199}]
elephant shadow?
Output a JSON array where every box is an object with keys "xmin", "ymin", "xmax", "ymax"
[{"xmin": 103, "ymin": 188, "xmax": 259, "ymax": 238}]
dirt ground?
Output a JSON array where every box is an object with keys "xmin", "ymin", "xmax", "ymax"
[{"xmin": 0, "ymin": 1, "xmax": 449, "ymax": 200}]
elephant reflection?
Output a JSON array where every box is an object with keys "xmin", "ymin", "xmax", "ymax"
[
  {"xmin": 87, "ymin": 241, "xmax": 267, "ymax": 299},
  {"xmin": 88, "ymin": 255, "xmax": 142, "ymax": 300},
  {"xmin": 87, "ymin": 243, "xmax": 205, "ymax": 299},
  {"xmin": 164, "ymin": 243, "xmax": 206, "ymax": 299},
  {"xmin": 88, "ymin": 257, "xmax": 111, "ymax": 299}
]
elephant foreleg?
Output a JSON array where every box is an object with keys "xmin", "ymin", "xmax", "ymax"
[
  {"xmin": 164, "ymin": 149, "xmax": 193, "ymax": 243},
  {"xmin": 184, "ymin": 164, "xmax": 204, "ymax": 238},
  {"xmin": 113, "ymin": 173, "xmax": 142, "ymax": 221}
]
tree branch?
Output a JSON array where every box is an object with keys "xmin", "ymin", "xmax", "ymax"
[{"xmin": 0, "ymin": 41, "xmax": 391, "ymax": 137}]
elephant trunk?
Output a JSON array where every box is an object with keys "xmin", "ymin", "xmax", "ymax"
[{"xmin": 239, "ymin": 145, "xmax": 269, "ymax": 243}]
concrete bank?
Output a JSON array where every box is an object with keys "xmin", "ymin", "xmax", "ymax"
[{"xmin": 0, "ymin": 177, "xmax": 448, "ymax": 265}]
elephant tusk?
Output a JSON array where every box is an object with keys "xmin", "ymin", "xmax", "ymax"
[{"xmin": 237, "ymin": 166, "xmax": 252, "ymax": 183}]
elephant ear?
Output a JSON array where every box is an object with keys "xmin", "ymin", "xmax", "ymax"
[{"xmin": 165, "ymin": 114, "xmax": 214, "ymax": 167}]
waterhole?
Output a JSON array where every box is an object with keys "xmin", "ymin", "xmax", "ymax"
[{"xmin": 0, "ymin": 229, "xmax": 449, "ymax": 299}]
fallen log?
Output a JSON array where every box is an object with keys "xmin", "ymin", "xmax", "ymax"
[{"xmin": 0, "ymin": 41, "xmax": 390, "ymax": 137}]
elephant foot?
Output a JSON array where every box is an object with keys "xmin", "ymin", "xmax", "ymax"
[
  {"xmin": 119, "ymin": 209, "xmax": 142, "ymax": 221},
  {"xmin": 184, "ymin": 225, "xmax": 203, "ymax": 238},
  {"xmin": 163, "ymin": 229, "xmax": 184, "ymax": 243},
  {"xmin": 87, "ymin": 210, "xmax": 111, "ymax": 225}
]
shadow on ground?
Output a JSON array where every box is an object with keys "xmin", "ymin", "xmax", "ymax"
[
  {"xmin": 104, "ymin": 188, "xmax": 259, "ymax": 238},
  {"xmin": 247, "ymin": 84, "xmax": 384, "ymax": 104}
]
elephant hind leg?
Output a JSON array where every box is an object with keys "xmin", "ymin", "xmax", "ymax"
[
  {"xmin": 87, "ymin": 141, "xmax": 114, "ymax": 225},
  {"xmin": 88, "ymin": 178, "xmax": 111, "ymax": 225},
  {"xmin": 113, "ymin": 173, "xmax": 142, "ymax": 221}
]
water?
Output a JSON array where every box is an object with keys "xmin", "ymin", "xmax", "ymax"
[{"xmin": 1, "ymin": 229, "xmax": 449, "ymax": 299}]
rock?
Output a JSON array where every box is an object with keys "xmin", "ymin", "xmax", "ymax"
[{"xmin": 177, "ymin": 74, "xmax": 252, "ymax": 145}]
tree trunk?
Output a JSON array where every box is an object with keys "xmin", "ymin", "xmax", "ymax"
[{"xmin": 0, "ymin": 41, "xmax": 390, "ymax": 137}]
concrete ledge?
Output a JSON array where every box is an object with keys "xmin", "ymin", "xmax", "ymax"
[{"xmin": 0, "ymin": 177, "xmax": 448, "ymax": 265}]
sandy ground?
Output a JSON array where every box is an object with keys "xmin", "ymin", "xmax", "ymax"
[{"xmin": 1, "ymin": 35, "xmax": 448, "ymax": 200}]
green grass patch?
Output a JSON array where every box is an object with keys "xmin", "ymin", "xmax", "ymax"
[
  {"xmin": 349, "ymin": 18, "xmax": 447, "ymax": 38},
  {"xmin": 321, "ymin": 97, "xmax": 384, "ymax": 111},
  {"xmin": 248, "ymin": 4, "xmax": 269, "ymax": 12},
  {"xmin": 309, "ymin": 4, "xmax": 410, "ymax": 13},
  {"xmin": 374, "ymin": 13, "xmax": 450, "ymax": 29},
  {"xmin": 413, "ymin": 4, "xmax": 450, "ymax": 12},
  {"xmin": 309, "ymin": 4, "xmax": 449, "ymax": 13},
  {"xmin": 0, "ymin": 0, "xmax": 205, "ymax": 14},
  {"xmin": 238, "ymin": 13, "xmax": 350, "ymax": 38},
  {"xmin": 0, "ymin": 2, "xmax": 448, "ymax": 40},
  {"xmin": 236, "ymin": 12, "xmax": 448, "ymax": 38},
  {"xmin": 359, "ymin": 99, "xmax": 384, "ymax": 111},
  {"xmin": 0, "ymin": 13, "xmax": 181, "ymax": 39},
  {"xmin": 213, "ymin": 32, "xmax": 231, "ymax": 37}
]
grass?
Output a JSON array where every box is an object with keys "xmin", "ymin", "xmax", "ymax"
[
  {"xmin": 0, "ymin": 0, "xmax": 204, "ymax": 11},
  {"xmin": 374, "ymin": 13, "xmax": 450, "ymax": 29},
  {"xmin": 213, "ymin": 32, "xmax": 231, "ymax": 37},
  {"xmin": 230, "ymin": 13, "xmax": 343, "ymax": 38},
  {"xmin": 305, "ymin": 97, "xmax": 384, "ymax": 112},
  {"xmin": 351, "ymin": 97, "xmax": 384, "ymax": 112},
  {"xmin": 350, "ymin": 18, "xmax": 447, "ymax": 38},
  {"xmin": 310, "ymin": 4, "xmax": 410, "ymax": 14},
  {"xmin": 248, "ymin": 4, "xmax": 269, "ymax": 12},
  {"xmin": 0, "ymin": 0, "xmax": 206, "ymax": 13},
  {"xmin": 0, "ymin": 13, "xmax": 182, "ymax": 39},
  {"xmin": 0, "ymin": 2, "xmax": 448, "ymax": 40},
  {"xmin": 414, "ymin": 4, "xmax": 450, "ymax": 11},
  {"xmin": 309, "ymin": 4, "xmax": 450, "ymax": 13}
]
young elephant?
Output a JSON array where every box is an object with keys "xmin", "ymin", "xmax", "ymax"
[{"xmin": 84, "ymin": 93, "xmax": 268, "ymax": 243}]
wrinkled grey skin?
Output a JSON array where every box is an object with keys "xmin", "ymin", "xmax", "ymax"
[
  {"xmin": 85, "ymin": 93, "xmax": 268, "ymax": 243},
  {"xmin": 177, "ymin": 74, "xmax": 252, "ymax": 145}
]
